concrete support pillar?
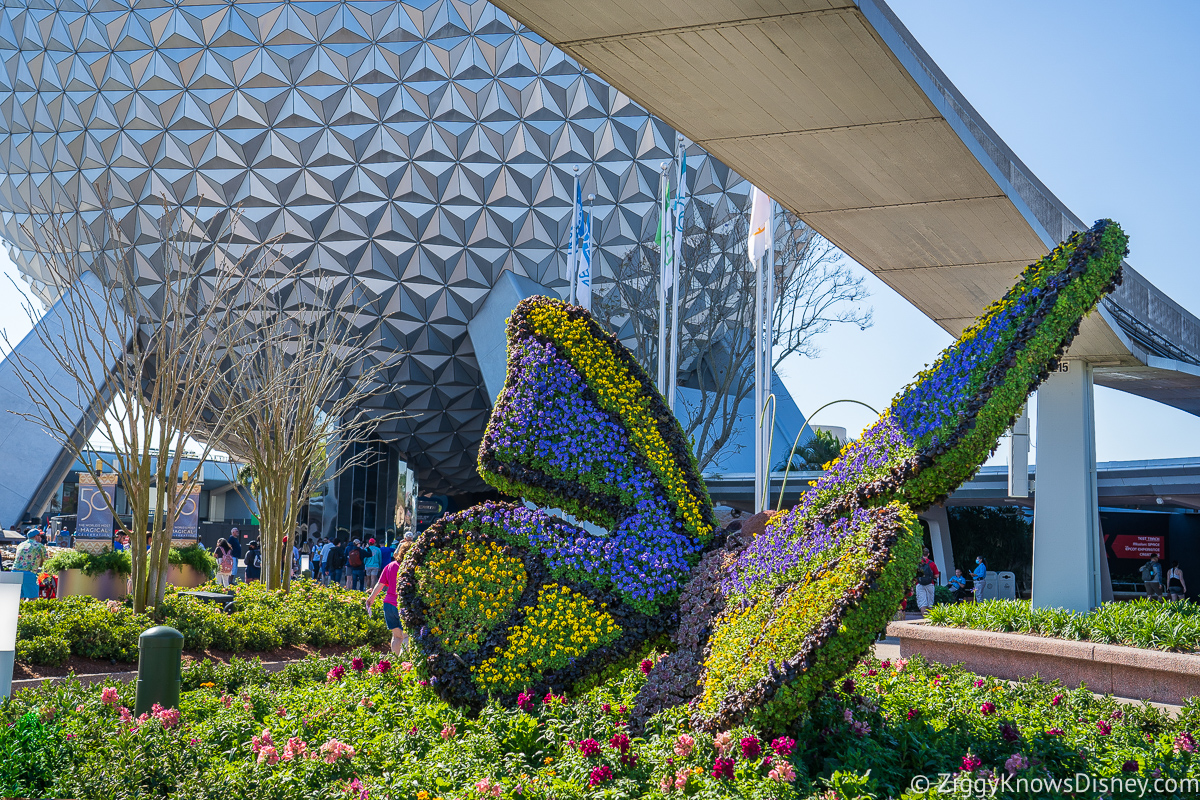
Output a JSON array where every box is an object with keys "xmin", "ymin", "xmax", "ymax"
[
  {"xmin": 1031, "ymin": 360, "xmax": 1103, "ymax": 612},
  {"xmin": 921, "ymin": 504, "xmax": 954, "ymax": 585}
]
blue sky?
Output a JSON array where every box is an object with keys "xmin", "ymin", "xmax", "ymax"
[
  {"xmin": 2, "ymin": 0, "xmax": 1197, "ymax": 465},
  {"xmin": 778, "ymin": 0, "xmax": 1200, "ymax": 465}
]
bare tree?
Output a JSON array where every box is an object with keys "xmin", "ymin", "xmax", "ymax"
[
  {"xmin": 3, "ymin": 195, "xmax": 279, "ymax": 612},
  {"xmin": 211, "ymin": 280, "xmax": 402, "ymax": 592},
  {"xmin": 595, "ymin": 206, "xmax": 870, "ymax": 472}
]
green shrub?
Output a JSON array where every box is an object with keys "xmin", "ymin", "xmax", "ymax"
[
  {"xmin": 167, "ymin": 543, "xmax": 218, "ymax": 578},
  {"xmin": 15, "ymin": 635, "xmax": 70, "ymax": 667},
  {"xmin": 0, "ymin": 713, "xmax": 62, "ymax": 798},
  {"xmin": 43, "ymin": 548, "xmax": 132, "ymax": 577},
  {"xmin": 926, "ymin": 598, "xmax": 1200, "ymax": 652}
]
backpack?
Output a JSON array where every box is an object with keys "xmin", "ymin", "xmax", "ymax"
[
  {"xmin": 218, "ymin": 551, "xmax": 234, "ymax": 575},
  {"xmin": 1139, "ymin": 562, "xmax": 1155, "ymax": 582},
  {"xmin": 249, "ymin": 549, "xmax": 261, "ymax": 569},
  {"xmin": 917, "ymin": 560, "xmax": 935, "ymax": 586},
  {"xmin": 328, "ymin": 546, "xmax": 345, "ymax": 569},
  {"xmin": 347, "ymin": 546, "xmax": 364, "ymax": 569}
]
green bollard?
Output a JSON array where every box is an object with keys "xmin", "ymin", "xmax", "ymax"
[{"xmin": 134, "ymin": 625, "xmax": 184, "ymax": 716}]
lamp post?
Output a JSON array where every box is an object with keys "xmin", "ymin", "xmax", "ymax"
[{"xmin": 0, "ymin": 572, "xmax": 21, "ymax": 700}]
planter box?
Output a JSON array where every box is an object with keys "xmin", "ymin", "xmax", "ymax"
[
  {"xmin": 887, "ymin": 619, "xmax": 1200, "ymax": 706},
  {"xmin": 56, "ymin": 568, "xmax": 128, "ymax": 600},
  {"xmin": 167, "ymin": 564, "xmax": 210, "ymax": 589}
]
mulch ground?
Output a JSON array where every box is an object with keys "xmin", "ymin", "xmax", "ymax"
[{"xmin": 14, "ymin": 643, "xmax": 391, "ymax": 682}]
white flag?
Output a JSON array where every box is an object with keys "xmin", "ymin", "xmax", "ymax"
[
  {"xmin": 747, "ymin": 186, "xmax": 772, "ymax": 265},
  {"xmin": 577, "ymin": 212, "xmax": 592, "ymax": 310}
]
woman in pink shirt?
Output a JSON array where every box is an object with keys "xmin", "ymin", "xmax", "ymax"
[{"xmin": 366, "ymin": 540, "xmax": 412, "ymax": 656}]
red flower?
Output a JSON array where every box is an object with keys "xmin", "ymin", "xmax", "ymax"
[
  {"xmin": 588, "ymin": 765, "xmax": 613, "ymax": 786},
  {"xmin": 712, "ymin": 757, "xmax": 736, "ymax": 780},
  {"xmin": 609, "ymin": 732, "xmax": 631, "ymax": 754},
  {"xmin": 980, "ymin": 702, "xmax": 996, "ymax": 716},
  {"xmin": 770, "ymin": 736, "xmax": 795, "ymax": 757},
  {"xmin": 517, "ymin": 691, "xmax": 534, "ymax": 712},
  {"xmin": 579, "ymin": 738, "xmax": 601, "ymax": 758},
  {"xmin": 739, "ymin": 736, "xmax": 761, "ymax": 759},
  {"xmin": 906, "ymin": 708, "xmax": 918, "ymax": 721},
  {"xmin": 640, "ymin": 659, "xmax": 653, "ymax": 675},
  {"xmin": 1097, "ymin": 720, "xmax": 1112, "ymax": 735},
  {"xmin": 350, "ymin": 657, "xmax": 365, "ymax": 672},
  {"xmin": 1046, "ymin": 728, "xmax": 1065, "ymax": 736},
  {"xmin": 961, "ymin": 753, "xmax": 982, "ymax": 772}
]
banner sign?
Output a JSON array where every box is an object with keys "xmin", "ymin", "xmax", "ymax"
[
  {"xmin": 76, "ymin": 473, "xmax": 118, "ymax": 540},
  {"xmin": 1111, "ymin": 534, "xmax": 1165, "ymax": 560},
  {"xmin": 171, "ymin": 481, "xmax": 202, "ymax": 541}
]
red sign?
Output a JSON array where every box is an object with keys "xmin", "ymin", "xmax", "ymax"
[{"xmin": 1111, "ymin": 535, "xmax": 1165, "ymax": 559}]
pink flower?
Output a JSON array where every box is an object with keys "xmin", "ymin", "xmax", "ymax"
[
  {"xmin": 516, "ymin": 691, "xmax": 534, "ymax": 712},
  {"xmin": 281, "ymin": 737, "xmax": 307, "ymax": 761},
  {"xmin": 100, "ymin": 687, "xmax": 120, "ymax": 706},
  {"xmin": 609, "ymin": 732, "xmax": 631, "ymax": 753},
  {"xmin": 1051, "ymin": 694, "xmax": 1062, "ymax": 706},
  {"xmin": 674, "ymin": 768, "xmax": 690, "ymax": 790},
  {"xmin": 906, "ymin": 708, "xmax": 918, "ymax": 721},
  {"xmin": 1004, "ymin": 753, "xmax": 1029, "ymax": 775},
  {"xmin": 588, "ymin": 765, "xmax": 613, "ymax": 786},
  {"xmin": 251, "ymin": 729, "xmax": 275, "ymax": 755},
  {"xmin": 220, "ymin": 696, "xmax": 232, "ymax": 709},
  {"xmin": 659, "ymin": 774, "xmax": 674, "ymax": 793},
  {"xmin": 601, "ymin": 702, "xmax": 612, "ymax": 714},
  {"xmin": 189, "ymin": 737, "xmax": 199, "ymax": 746},
  {"xmin": 770, "ymin": 736, "xmax": 795, "ymax": 757},
  {"xmin": 962, "ymin": 753, "xmax": 982, "ymax": 773},
  {"xmin": 640, "ymin": 659, "xmax": 653, "ymax": 675},
  {"xmin": 118, "ymin": 706, "xmax": 133, "ymax": 723},
  {"xmin": 276, "ymin": 705, "xmax": 287, "ymax": 717},
  {"xmin": 740, "ymin": 736, "xmax": 761, "ymax": 759},
  {"xmin": 674, "ymin": 734, "xmax": 695, "ymax": 758},
  {"xmin": 712, "ymin": 757, "xmax": 736, "ymax": 780},
  {"xmin": 441, "ymin": 724, "xmax": 456, "ymax": 740},
  {"xmin": 369, "ymin": 659, "xmax": 392, "ymax": 675},
  {"xmin": 351, "ymin": 657, "xmax": 365, "ymax": 672},
  {"xmin": 76, "ymin": 704, "xmax": 86, "ymax": 713},
  {"xmin": 1046, "ymin": 728, "xmax": 1065, "ymax": 736},
  {"xmin": 894, "ymin": 658, "xmax": 908, "ymax": 671},
  {"xmin": 974, "ymin": 679, "xmax": 985, "ymax": 688},
  {"xmin": 327, "ymin": 665, "xmax": 346, "ymax": 683},
  {"xmin": 1097, "ymin": 720, "xmax": 1112, "ymax": 735},
  {"xmin": 880, "ymin": 659, "xmax": 891, "ymax": 669},
  {"xmin": 257, "ymin": 746, "xmax": 279, "ymax": 765},
  {"xmin": 348, "ymin": 777, "xmax": 368, "ymax": 800},
  {"xmin": 980, "ymin": 702, "xmax": 996, "ymax": 716},
  {"xmin": 319, "ymin": 738, "xmax": 356, "ymax": 763},
  {"xmin": 579, "ymin": 738, "xmax": 601, "ymax": 758},
  {"xmin": 768, "ymin": 761, "xmax": 796, "ymax": 783},
  {"xmin": 400, "ymin": 661, "xmax": 413, "ymax": 672},
  {"xmin": 851, "ymin": 720, "xmax": 871, "ymax": 737},
  {"xmin": 474, "ymin": 778, "xmax": 501, "ymax": 797},
  {"xmin": 713, "ymin": 730, "xmax": 734, "ymax": 755},
  {"xmin": 867, "ymin": 668, "xmax": 878, "ymax": 676},
  {"xmin": 843, "ymin": 708, "xmax": 855, "ymax": 723},
  {"xmin": 151, "ymin": 704, "xmax": 180, "ymax": 729},
  {"xmin": 358, "ymin": 697, "xmax": 374, "ymax": 708},
  {"xmin": 1174, "ymin": 731, "xmax": 1196, "ymax": 753}
]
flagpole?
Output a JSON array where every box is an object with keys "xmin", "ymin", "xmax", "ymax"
[
  {"xmin": 667, "ymin": 133, "xmax": 686, "ymax": 412},
  {"xmin": 567, "ymin": 165, "xmax": 580, "ymax": 305},
  {"xmin": 657, "ymin": 162, "xmax": 669, "ymax": 394},
  {"xmin": 762, "ymin": 200, "xmax": 777, "ymax": 511},
  {"xmin": 754, "ymin": 241, "xmax": 764, "ymax": 513}
]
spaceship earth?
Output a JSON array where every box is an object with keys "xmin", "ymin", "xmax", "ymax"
[{"xmin": 0, "ymin": 0, "xmax": 752, "ymax": 494}]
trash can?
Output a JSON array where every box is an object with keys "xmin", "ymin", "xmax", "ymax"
[
  {"xmin": 997, "ymin": 571, "xmax": 1017, "ymax": 600},
  {"xmin": 135, "ymin": 625, "xmax": 184, "ymax": 715}
]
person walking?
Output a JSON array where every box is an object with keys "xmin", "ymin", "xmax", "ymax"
[
  {"xmin": 366, "ymin": 539, "xmax": 413, "ymax": 657},
  {"xmin": 1167, "ymin": 560, "xmax": 1187, "ymax": 601},
  {"xmin": 364, "ymin": 537, "xmax": 382, "ymax": 588},
  {"xmin": 1141, "ymin": 555, "xmax": 1164, "ymax": 600},
  {"xmin": 12, "ymin": 530, "xmax": 49, "ymax": 599},
  {"xmin": 227, "ymin": 528, "xmax": 242, "ymax": 583},
  {"xmin": 346, "ymin": 538, "xmax": 367, "ymax": 591},
  {"xmin": 214, "ymin": 538, "xmax": 234, "ymax": 587},
  {"xmin": 914, "ymin": 548, "xmax": 937, "ymax": 615},
  {"xmin": 244, "ymin": 541, "xmax": 262, "ymax": 582},
  {"xmin": 325, "ymin": 539, "xmax": 345, "ymax": 587},
  {"xmin": 971, "ymin": 556, "xmax": 988, "ymax": 603}
]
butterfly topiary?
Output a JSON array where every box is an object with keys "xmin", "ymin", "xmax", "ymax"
[{"xmin": 397, "ymin": 219, "xmax": 1129, "ymax": 727}]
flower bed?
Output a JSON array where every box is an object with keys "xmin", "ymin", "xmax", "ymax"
[
  {"xmin": 927, "ymin": 599, "xmax": 1200, "ymax": 652},
  {"xmin": 3, "ymin": 650, "xmax": 1197, "ymax": 799},
  {"xmin": 16, "ymin": 580, "xmax": 388, "ymax": 667}
]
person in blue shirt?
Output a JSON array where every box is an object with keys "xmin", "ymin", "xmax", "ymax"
[
  {"xmin": 971, "ymin": 556, "xmax": 988, "ymax": 602},
  {"xmin": 948, "ymin": 568, "xmax": 968, "ymax": 602}
]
